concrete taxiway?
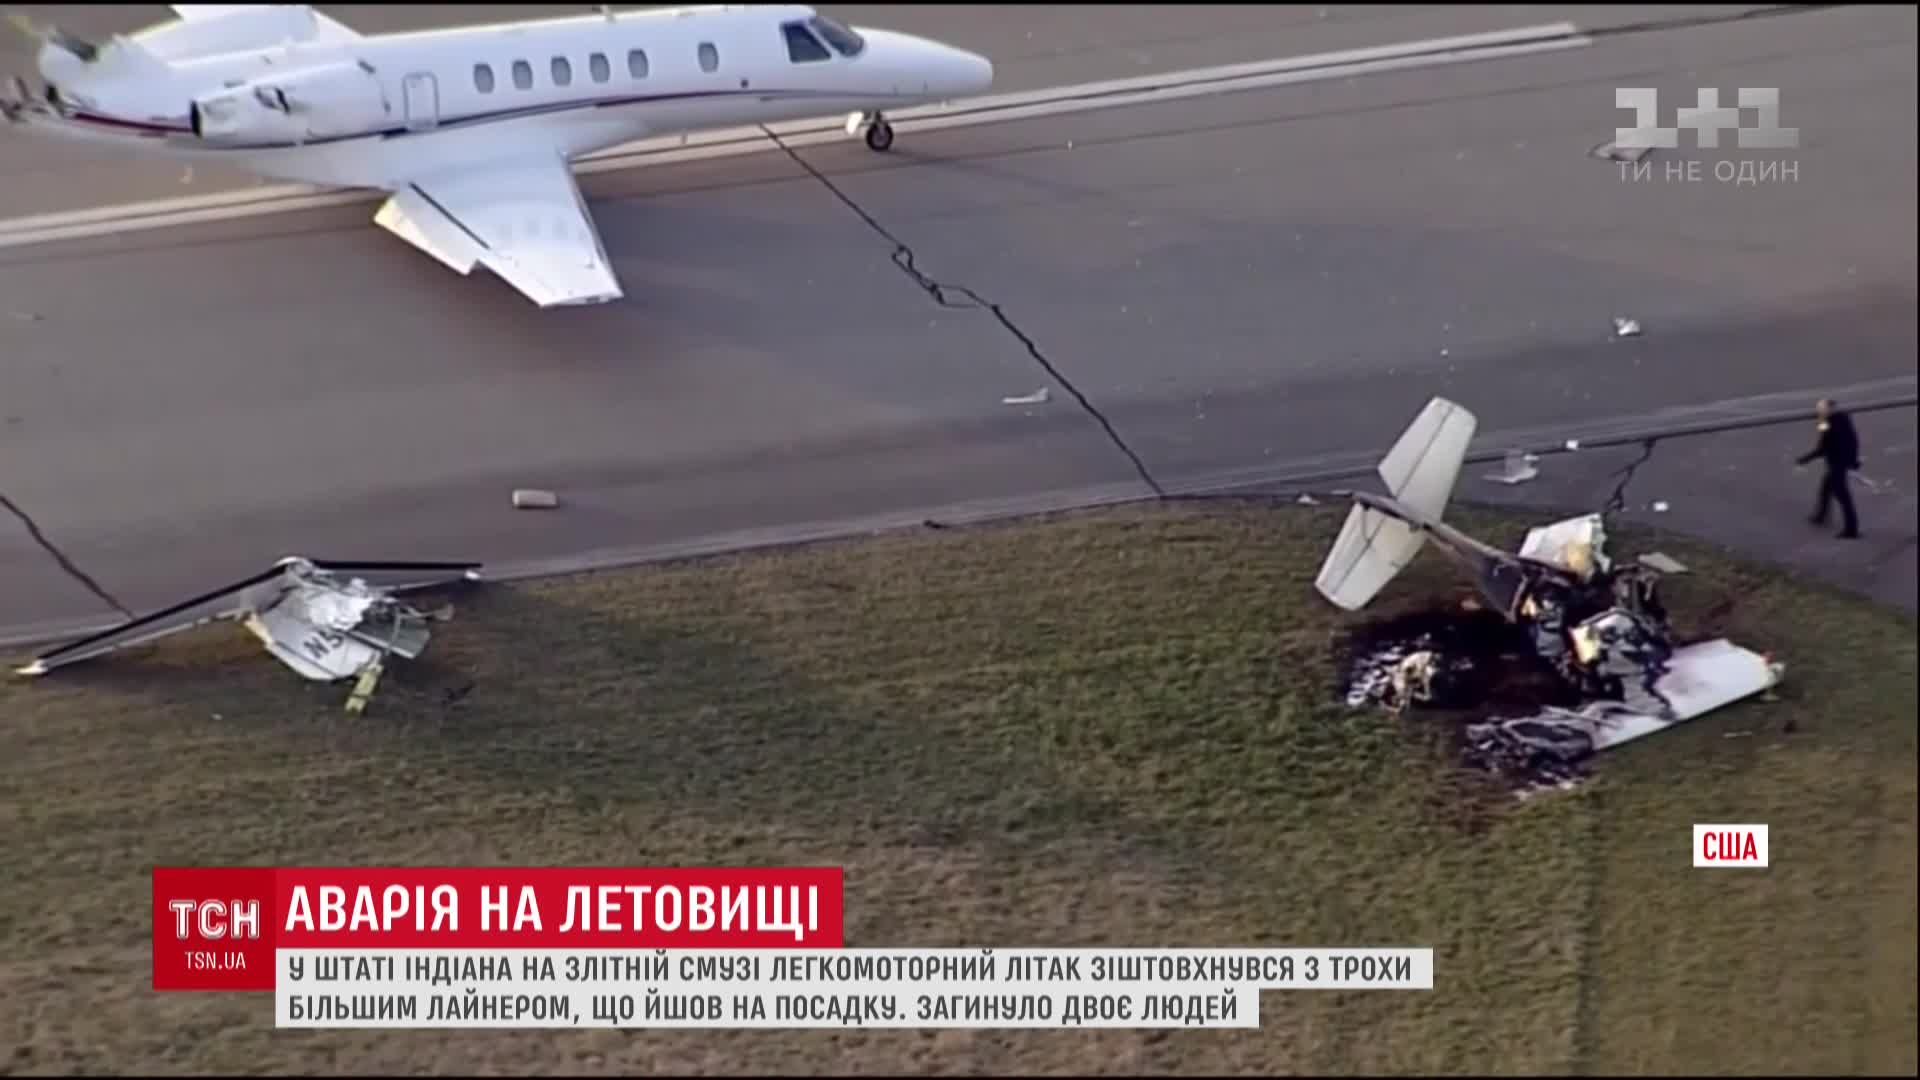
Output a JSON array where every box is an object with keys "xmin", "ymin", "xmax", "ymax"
[{"xmin": 1, "ymin": 5, "xmax": 1914, "ymax": 648}]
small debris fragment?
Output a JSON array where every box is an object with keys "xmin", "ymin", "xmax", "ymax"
[
  {"xmin": 1589, "ymin": 139, "xmax": 1653, "ymax": 163},
  {"xmin": 1723, "ymin": 730, "xmax": 1752, "ymax": 739},
  {"xmin": 1612, "ymin": 316, "xmax": 1642, "ymax": 339},
  {"xmin": 1564, "ymin": 438, "xmax": 1581, "ymax": 451},
  {"xmin": 1295, "ymin": 493, "xmax": 1317, "ymax": 506},
  {"xmin": 1638, "ymin": 552, "xmax": 1688, "ymax": 575},
  {"xmin": 344, "ymin": 657, "xmax": 385, "ymax": 715},
  {"xmin": 1651, "ymin": 500, "xmax": 1670, "ymax": 513},
  {"xmin": 511, "ymin": 488, "xmax": 560, "ymax": 510},
  {"xmin": 1002, "ymin": 388, "xmax": 1050, "ymax": 406},
  {"xmin": 1485, "ymin": 449, "xmax": 1540, "ymax": 486}
]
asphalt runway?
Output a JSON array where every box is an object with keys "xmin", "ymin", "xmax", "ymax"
[
  {"xmin": 0, "ymin": 3, "xmax": 1818, "ymax": 217},
  {"xmin": 1, "ymin": 4, "xmax": 1914, "ymax": 650}
]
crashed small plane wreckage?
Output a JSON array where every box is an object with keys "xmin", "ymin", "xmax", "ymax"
[
  {"xmin": 16, "ymin": 558, "xmax": 481, "ymax": 708},
  {"xmin": 1315, "ymin": 397, "xmax": 1783, "ymax": 789}
]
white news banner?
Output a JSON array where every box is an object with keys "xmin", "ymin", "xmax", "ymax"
[{"xmin": 278, "ymin": 948, "xmax": 1434, "ymax": 1029}]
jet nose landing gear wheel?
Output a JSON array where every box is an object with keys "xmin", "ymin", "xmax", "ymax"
[{"xmin": 863, "ymin": 115, "xmax": 894, "ymax": 152}]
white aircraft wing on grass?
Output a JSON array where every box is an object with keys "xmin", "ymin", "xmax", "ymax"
[{"xmin": 375, "ymin": 155, "xmax": 623, "ymax": 308}]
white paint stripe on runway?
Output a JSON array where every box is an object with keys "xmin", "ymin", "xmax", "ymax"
[{"xmin": 0, "ymin": 22, "xmax": 1588, "ymax": 249}]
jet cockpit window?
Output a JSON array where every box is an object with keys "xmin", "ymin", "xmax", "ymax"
[
  {"xmin": 782, "ymin": 22, "xmax": 831, "ymax": 63},
  {"xmin": 808, "ymin": 16, "xmax": 865, "ymax": 57}
]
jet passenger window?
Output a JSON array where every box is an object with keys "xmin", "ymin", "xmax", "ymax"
[
  {"xmin": 511, "ymin": 60, "xmax": 533, "ymax": 90},
  {"xmin": 697, "ymin": 42, "xmax": 719, "ymax": 73},
  {"xmin": 473, "ymin": 63, "xmax": 495, "ymax": 93},
  {"xmin": 551, "ymin": 56, "xmax": 572, "ymax": 86},
  {"xmin": 627, "ymin": 48, "xmax": 649, "ymax": 78},
  {"xmin": 808, "ymin": 16, "xmax": 866, "ymax": 57},
  {"xmin": 589, "ymin": 52, "xmax": 611, "ymax": 83},
  {"xmin": 783, "ymin": 22, "xmax": 831, "ymax": 63}
]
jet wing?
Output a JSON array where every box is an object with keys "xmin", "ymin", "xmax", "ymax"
[
  {"xmin": 374, "ymin": 156, "xmax": 624, "ymax": 308},
  {"xmin": 172, "ymin": 4, "xmax": 288, "ymax": 16}
]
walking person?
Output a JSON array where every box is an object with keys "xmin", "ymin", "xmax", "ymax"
[{"xmin": 1797, "ymin": 398, "xmax": 1862, "ymax": 539}]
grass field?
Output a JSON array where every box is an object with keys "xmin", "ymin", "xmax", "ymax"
[{"xmin": 2, "ymin": 499, "xmax": 1914, "ymax": 1076}]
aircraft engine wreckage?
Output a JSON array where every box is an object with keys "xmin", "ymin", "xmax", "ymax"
[
  {"xmin": 15, "ymin": 558, "xmax": 482, "ymax": 713},
  {"xmin": 1315, "ymin": 397, "xmax": 1785, "ymax": 795}
]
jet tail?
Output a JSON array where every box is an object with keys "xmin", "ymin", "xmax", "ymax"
[
  {"xmin": 1314, "ymin": 397, "xmax": 1478, "ymax": 611},
  {"xmin": 27, "ymin": 20, "xmax": 176, "ymax": 100}
]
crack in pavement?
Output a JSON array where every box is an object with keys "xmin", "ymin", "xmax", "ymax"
[
  {"xmin": 761, "ymin": 125, "xmax": 1165, "ymax": 498},
  {"xmin": 1601, "ymin": 439, "xmax": 1660, "ymax": 520},
  {"xmin": 0, "ymin": 492, "xmax": 134, "ymax": 619}
]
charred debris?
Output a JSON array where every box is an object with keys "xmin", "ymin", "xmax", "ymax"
[{"xmin": 1314, "ymin": 397, "xmax": 1784, "ymax": 798}]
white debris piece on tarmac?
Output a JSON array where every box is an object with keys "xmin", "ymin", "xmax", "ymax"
[
  {"xmin": 1589, "ymin": 139, "xmax": 1653, "ymax": 163},
  {"xmin": 1564, "ymin": 438, "xmax": 1581, "ymax": 451},
  {"xmin": 1651, "ymin": 500, "xmax": 1670, "ymax": 513},
  {"xmin": 1484, "ymin": 449, "xmax": 1540, "ymax": 486},
  {"xmin": 1002, "ymin": 388, "xmax": 1050, "ymax": 406},
  {"xmin": 1612, "ymin": 316, "xmax": 1642, "ymax": 338},
  {"xmin": 512, "ymin": 488, "xmax": 560, "ymax": 509}
]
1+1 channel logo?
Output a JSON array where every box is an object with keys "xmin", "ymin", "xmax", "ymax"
[{"xmin": 1603, "ymin": 87, "xmax": 1801, "ymax": 186}]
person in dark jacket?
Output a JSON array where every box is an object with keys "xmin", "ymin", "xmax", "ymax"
[{"xmin": 1797, "ymin": 398, "xmax": 1861, "ymax": 538}]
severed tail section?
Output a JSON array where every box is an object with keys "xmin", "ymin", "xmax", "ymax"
[
  {"xmin": 1316, "ymin": 503, "xmax": 1426, "ymax": 612},
  {"xmin": 1314, "ymin": 397, "xmax": 1478, "ymax": 611}
]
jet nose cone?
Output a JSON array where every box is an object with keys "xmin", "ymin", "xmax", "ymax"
[{"xmin": 957, "ymin": 49, "xmax": 994, "ymax": 94}]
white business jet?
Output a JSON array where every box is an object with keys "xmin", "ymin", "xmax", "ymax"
[{"xmin": 0, "ymin": 4, "xmax": 993, "ymax": 307}]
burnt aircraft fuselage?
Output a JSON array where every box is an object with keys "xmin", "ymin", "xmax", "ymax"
[{"xmin": 1345, "ymin": 490, "xmax": 1672, "ymax": 698}]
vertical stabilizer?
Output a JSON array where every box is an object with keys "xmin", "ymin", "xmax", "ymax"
[{"xmin": 1374, "ymin": 397, "xmax": 1477, "ymax": 521}]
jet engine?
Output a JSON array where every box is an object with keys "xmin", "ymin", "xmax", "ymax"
[{"xmin": 189, "ymin": 60, "xmax": 394, "ymax": 145}]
